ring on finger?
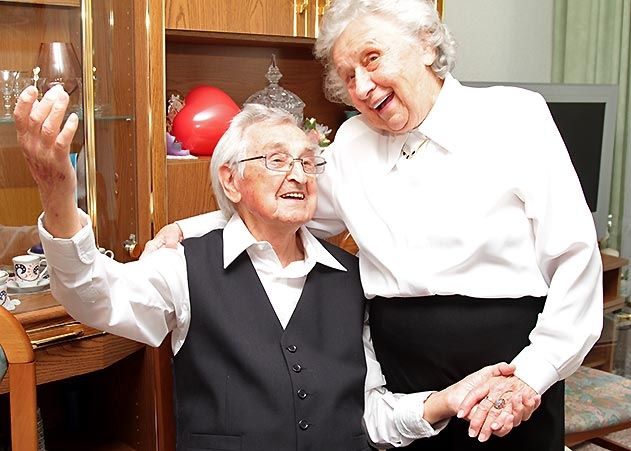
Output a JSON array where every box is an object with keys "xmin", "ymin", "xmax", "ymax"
[{"xmin": 484, "ymin": 396, "xmax": 507, "ymax": 410}]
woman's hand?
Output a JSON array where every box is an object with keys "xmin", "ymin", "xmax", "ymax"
[
  {"xmin": 424, "ymin": 362, "xmax": 515, "ymax": 435},
  {"xmin": 141, "ymin": 223, "xmax": 184, "ymax": 257},
  {"xmin": 458, "ymin": 374, "xmax": 541, "ymax": 442}
]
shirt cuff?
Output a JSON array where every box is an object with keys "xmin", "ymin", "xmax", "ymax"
[
  {"xmin": 38, "ymin": 210, "xmax": 99, "ymax": 273},
  {"xmin": 394, "ymin": 392, "xmax": 449, "ymax": 439},
  {"xmin": 511, "ymin": 347, "xmax": 560, "ymax": 394}
]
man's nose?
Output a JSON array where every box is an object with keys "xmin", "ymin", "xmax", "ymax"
[{"xmin": 286, "ymin": 159, "xmax": 308, "ymax": 183}]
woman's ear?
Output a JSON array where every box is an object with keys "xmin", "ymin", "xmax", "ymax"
[
  {"xmin": 421, "ymin": 47, "xmax": 437, "ymax": 66},
  {"xmin": 419, "ymin": 34, "xmax": 438, "ymax": 66},
  {"xmin": 218, "ymin": 164, "xmax": 242, "ymax": 204}
]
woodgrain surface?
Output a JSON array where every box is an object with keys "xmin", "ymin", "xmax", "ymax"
[{"xmin": 166, "ymin": 0, "xmax": 298, "ymax": 36}]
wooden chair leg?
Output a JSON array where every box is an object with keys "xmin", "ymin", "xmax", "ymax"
[
  {"xmin": 9, "ymin": 362, "xmax": 38, "ymax": 451},
  {"xmin": 591, "ymin": 437, "xmax": 631, "ymax": 451}
]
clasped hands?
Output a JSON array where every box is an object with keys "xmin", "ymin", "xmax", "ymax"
[{"xmin": 446, "ymin": 363, "xmax": 541, "ymax": 442}]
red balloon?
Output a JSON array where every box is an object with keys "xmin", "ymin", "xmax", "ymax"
[{"xmin": 171, "ymin": 85, "xmax": 241, "ymax": 156}]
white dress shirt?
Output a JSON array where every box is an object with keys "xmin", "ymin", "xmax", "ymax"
[
  {"xmin": 177, "ymin": 74, "xmax": 603, "ymax": 395},
  {"xmin": 39, "ymin": 211, "xmax": 444, "ymax": 447}
]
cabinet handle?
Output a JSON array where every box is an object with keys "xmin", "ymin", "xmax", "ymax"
[
  {"xmin": 123, "ymin": 233, "xmax": 138, "ymax": 256},
  {"xmin": 27, "ymin": 321, "xmax": 86, "ymax": 348},
  {"xmin": 317, "ymin": 0, "xmax": 330, "ymax": 16},
  {"xmin": 298, "ymin": 0, "xmax": 309, "ymax": 14},
  {"xmin": 31, "ymin": 331, "xmax": 84, "ymax": 348}
]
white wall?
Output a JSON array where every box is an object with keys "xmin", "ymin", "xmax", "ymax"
[{"xmin": 443, "ymin": 0, "xmax": 554, "ymax": 83}]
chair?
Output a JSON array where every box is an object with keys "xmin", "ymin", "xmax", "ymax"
[
  {"xmin": 0, "ymin": 306, "xmax": 38, "ymax": 451},
  {"xmin": 565, "ymin": 365, "xmax": 631, "ymax": 450}
]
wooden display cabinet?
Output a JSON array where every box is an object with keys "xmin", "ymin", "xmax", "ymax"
[
  {"xmin": 583, "ymin": 254, "xmax": 629, "ymax": 372},
  {"xmin": 0, "ymin": 0, "xmax": 161, "ymax": 449},
  {"xmin": 165, "ymin": 0, "xmax": 331, "ymax": 38},
  {"xmin": 160, "ymin": 30, "xmax": 347, "ymax": 224},
  {"xmin": 0, "ymin": 291, "xmax": 157, "ymax": 450}
]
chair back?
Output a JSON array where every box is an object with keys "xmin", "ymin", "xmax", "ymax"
[{"xmin": 0, "ymin": 306, "xmax": 37, "ymax": 451}]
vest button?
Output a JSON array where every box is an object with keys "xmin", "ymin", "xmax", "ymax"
[
  {"xmin": 292, "ymin": 363, "xmax": 302, "ymax": 373},
  {"xmin": 297, "ymin": 389, "xmax": 308, "ymax": 399},
  {"xmin": 286, "ymin": 345, "xmax": 297, "ymax": 353},
  {"xmin": 298, "ymin": 419, "xmax": 310, "ymax": 430}
]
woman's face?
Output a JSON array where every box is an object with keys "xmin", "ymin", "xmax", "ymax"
[{"xmin": 332, "ymin": 14, "xmax": 443, "ymax": 134}]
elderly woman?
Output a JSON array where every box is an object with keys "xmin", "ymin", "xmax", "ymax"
[{"xmin": 151, "ymin": 0, "xmax": 603, "ymax": 449}]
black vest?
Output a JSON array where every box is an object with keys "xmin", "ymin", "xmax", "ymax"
[{"xmin": 176, "ymin": 230, "xmax": 369, "ymax": 451}]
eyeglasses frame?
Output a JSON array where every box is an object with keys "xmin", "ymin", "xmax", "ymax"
[{"xmin": 237, "ymin": 152, "xmax": 326, "ymax": 175}]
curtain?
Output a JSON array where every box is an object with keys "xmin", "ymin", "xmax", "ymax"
[{"xmin": 553, "ymin": 0, "xmax": 630, "ymax": 255}]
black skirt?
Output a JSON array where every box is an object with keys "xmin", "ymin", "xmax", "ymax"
[{"xmin": 369, "ymin": 295, "xmax": 564, "ymax": 451}]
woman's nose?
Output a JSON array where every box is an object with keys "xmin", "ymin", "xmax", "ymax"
[{"xmin": 354, "ymin": 68, "xmax": 375, "ymax": 100}]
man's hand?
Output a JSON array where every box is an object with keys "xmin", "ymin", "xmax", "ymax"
[
  {"xmin": 141, "ymin": 223, "xmax": 184, "ymax": 257},
  {"xmin": 458, "ymin": 374, "xmax": 541, "ymax": 442},
  {"xmin": 14, "ymin": 85, "xmax": 81, "ymax": 238}
]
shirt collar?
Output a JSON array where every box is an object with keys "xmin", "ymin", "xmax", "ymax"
[
  {"xmin": 418, "ymin": 72, "xmax": 462, "ymax": 153},
  {"xmin": 383, "ymin": 73, "xmax": 462, "ymax": 172},
  {"xmin": 222, "ymin": 214, "xmax": 346, "ymax": 272}
]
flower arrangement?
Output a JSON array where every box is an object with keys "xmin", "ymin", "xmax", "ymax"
[{"xmin": 303, "ymin": 117, "xmax": 332, "ymax": 148}]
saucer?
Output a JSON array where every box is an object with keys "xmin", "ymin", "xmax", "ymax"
[{"xmin": 7, "ymin": 277, "xmax": 50, "ymax": 294}]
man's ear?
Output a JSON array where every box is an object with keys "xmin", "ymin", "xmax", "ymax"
[{"xmin": 218, "ymin": 165, "xmax": 242, "ymax": 204}]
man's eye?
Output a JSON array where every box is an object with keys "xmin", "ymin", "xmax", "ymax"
[{"xmin": 269, "ymin": 154, "xmax": 287, "ymax": 164}]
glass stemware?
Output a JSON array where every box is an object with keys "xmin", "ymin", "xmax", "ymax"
[
  {"xmin": 35, "ymin": 42, "xmax": 82, "ymax": 95},
  {"xmin": 0, "ymin": 70, "xmax": 17, "ymax": 117}
]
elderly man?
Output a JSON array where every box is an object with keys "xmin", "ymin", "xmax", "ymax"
[{"xmin": 14, "ymin": 85, "xmax": 516, "ymax": 451}]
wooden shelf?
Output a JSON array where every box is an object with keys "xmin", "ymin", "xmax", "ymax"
[
  {"xmin": 46, "ymin": 437, "xmax": 137, "ymax": 451},
  {"xmin": 166, "ymin": 157, "xmax": 217, "ymax": 222},
  {"xmin": 0, "ymin": 0, "xmax": 79, "ymax": 7},
  {"xmin": 166, "ymin": 29, "xmax": 316, "ymax": 48}
]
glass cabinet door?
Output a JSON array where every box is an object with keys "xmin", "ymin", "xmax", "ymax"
[
  {"xmin": 89, "ymin": 0, "xmax": 151, "ymax": 261},
  {"xmin": 0, "ymin": 0, "xmax": 84, "ymax": 268},
  {"xmin": 0, "ymin": 0, "xmax": 154, "ymax": 267}
]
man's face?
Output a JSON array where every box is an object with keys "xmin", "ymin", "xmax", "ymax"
[
  {"xmin": 229, "ymin": 122, "xmax": 318, "ymax": 239},
  {"xmin": 332, "ymin": 14, "xmax": 442, "ymax": 134}
]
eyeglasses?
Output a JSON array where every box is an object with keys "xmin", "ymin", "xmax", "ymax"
[{"xmin": 238, "ymin": 152, "xmax": 326, "ymax": 175}]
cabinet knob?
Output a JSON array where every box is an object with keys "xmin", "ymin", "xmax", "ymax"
[{"xmin": 123, "ymin": 233, "xmax": 138, "ymax": 256}]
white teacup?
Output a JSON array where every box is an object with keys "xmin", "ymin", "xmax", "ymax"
[
  {"xmin": 98, "ymin": 247, "xmax": 115, "ymax": 258},
  {"xmin": 12, "ymin": 254, "xmax": 48, "ymax": 287},
  {"xmin": 0, "ymin": 269, "xmax": 9, "ymax": 306}
]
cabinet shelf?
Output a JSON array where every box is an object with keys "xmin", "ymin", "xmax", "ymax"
[
  {"xmin": 0, "ymin": 114, "xmax": 134, "ymax": 125},
  {"xmin": 47, "ymin": 439, "xmax": 137, "ymax": 451},
  {"xmin": 0, "ymin": 0, "xmax": 79, "ymax": 7},
  {"xmin": 166, "ymin": 29, "xmax": 316, "ymax": 48}
]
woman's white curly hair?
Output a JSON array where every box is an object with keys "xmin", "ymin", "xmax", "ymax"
[{"xmin": 314, "ymin": 0, "xmax": 457, "ymax": 105}]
